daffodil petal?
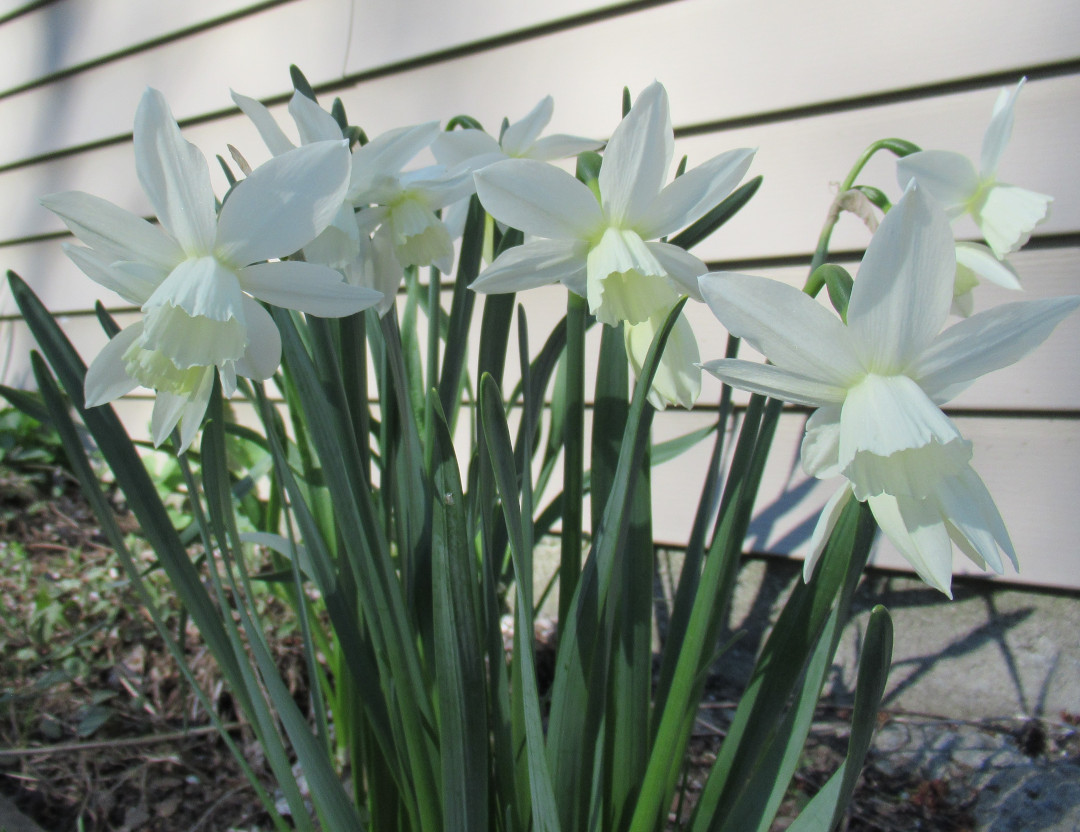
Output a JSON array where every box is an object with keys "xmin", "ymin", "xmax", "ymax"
[
  {"xmin": 913, "ymin": 295, "xmax": 1080, "ymax": 401},
  {"xmin": 975, "ymin": 184, "xmax": 1052, "ymax": 258},
  {"xmin": 700, "ymin": 358, "xmax": 846, "ymax": 407},
  {"xmin": 474, "ymin": 158, "xmax": 604, "ymax": 240},
  {"xmin": 174, "ymin": 370, "xmax": 216, "ymax": 454},
  {"xmin": 231, "ymin": 90, "xmax": 296, "ymax": 156},
  {"xmin": 586, "ymin": 228, "xmax": 672, "ymax": 325},
  {"xmin": 380, "ymin": 197, "xmax": 452, "ymax": 267},
  {"xmin": 142, "ymin": 257, "xmax": 248, "ymax": 368},
  {"xmin": 599, "ymin": 81, "xmax": 672, "ymax": 226},
  {"xmin": 235, "ymin": 298, "xmax": 281, "ymax": 380},
  {"xmin": 398, "ymin": 167, "xmax": 476, "ymax": 210},
  {"xmin": 304, "ymin": 203, "xmax": 362, "ymax": 268},
  {"xmin": 501, "ymin": 95, "xmax": 554, "ymax": 156},
  {"xmin": 951, "ymin": 289, "xmax": 975, "ymax": 319},
  {"xmin": 145, "ymin": 256, "xmax": 245, "ymax": 322},
  {"xmin": 288, "ymin": 91, "xmax": 344, "ymax": 144},
  {"xmin": 699, "ymin": 272, "xmax": 863, "ymax": 387},
  {"xmin": 636, "ymin": 147, "xmax": 756, "ymax": 239},
  {"xmin": 350, "ymin": 122, "xmax": 440, "ymax": 192},
  {"xmin": 936, "ymin": 467, "xmax": 1015, "ymax": 574},
  {"xmin": 354, "ymin": 229, "xmax": 404, "ymax": 317},
  {"xmin": 526, "ymin": 134, "xmax": 604, "ymax": 162},
  {"xmin": 239, "ymin": 260, "xmax": 382, "ymax": 317},
  {"xmin": 868, "ymin": 493, "xmax": 955, "ymax": 597},
  {"xmin": 151, "ymin": 390, "xmax": 189, "ymax": 448},
  {"xmin": 432, "ymin": 129, "xmax": 502, "ymax": 168},
  {"xmin": 219, "ymin": 360, "xmax": 237, "ymax": 397},
  {"xmin": 440, "ymin": 197, "xmax": 471, "ymax": 241},
  {"xmin": 801, "ymin": 405, "xmax": 843, "ymax": 479},
  {"xmin": 62, "ymin": 244, "xmax": 160, "ymax": 305},
  {"xmin": 648, "ymin": 241, "xmax": 707, "ymax": 299},
  {"xmin": 625, "ymin": 311, "xmax": 701, "ymax": 409},
  {"xmin": 896, "ymin": 150, "xmax": 980, "ymax": 216},
  {"xmin": 839, "ymin": 373, "xmax": 965, "ymax": 473},
  {"xmin": 954, "ymin": 242, "xmax": 1021, "ymax": 291},
  {"xmin": 472, "ymin": 238, "xmax": 588, "ymax": 295},
  {"xmin": 41, "ymin": 191, "xmax": 182, "ymax": 269},
  {"xmin": 215, "ymin": 140, "xmax": 350, "ymax": 265},
  {"xmin": 134, "ymin": 88, "xmax": 218, "ymax": 253},
  {"xmin": 847, "ymin": 186, "xmax": 955, "ymax": 373},
  {"xmin": 804, "ymin": 484, "xmax": 853, "ymax": 582},
  {"xmin": 980, "ymin": 80, "xmax": 1023, "ymax": 177},
  {"xmin": 356, "ymin": 205, "xmax": 389, "ymax": 235},
  {"xmin": 84, "ymin": 323, "xmax": 143, "ymax": 406}
]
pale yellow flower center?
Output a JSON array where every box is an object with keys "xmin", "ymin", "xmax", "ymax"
[
  {"xmin": 388, "ymin": 194, "xmax": 451, "ymax": 268},
  {"xmin": 122, "ymin": 340, "xmax": 209, "ymax": 396}
]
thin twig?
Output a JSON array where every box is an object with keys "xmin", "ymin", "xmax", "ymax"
[{"xmin": 0, "ymin": 722, "xmax": 243, "ymax": 758}]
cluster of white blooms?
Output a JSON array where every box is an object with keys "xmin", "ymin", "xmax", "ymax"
[
  {"xmin": 42, "ymin": 79, "xmax": 1076, "ymax": 595},
  {"xmin": 47, "ymin": 81, "xmax": 752, "ymax": 449},
  {"xmin": 699, "ymin": 82, "xmax": 1076, "ymax": 596}
]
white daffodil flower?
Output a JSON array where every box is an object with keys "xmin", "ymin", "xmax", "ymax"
[
  {"xmin": 235, "ymin": 91, "xmax": 475, "ymax": 316},
  {"xmin": 42, "ymin": 88, "xmax": 381, "ymax": 451},
  {"xmin": 897, "ymin": 79, "xmax": 1052, "ymax": 259},
  {"xmin": 699, "ymin": 186, "xmax": 1079, "ymax": 596},
  {"xmin": 471, "ymin": 81, "xmax": 755, "ymax": 409},
  {"xmin": 347, "ymin": 123, "xmax": 475, "ymax": 314},
  {"xmin": 432, "ymin": 95, "xmax": 603, "ymax": 171}
]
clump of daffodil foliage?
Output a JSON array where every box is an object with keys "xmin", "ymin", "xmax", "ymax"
[{"xmin": 7, "ymin": 69, "xmax": 1074, "ymax": 831}]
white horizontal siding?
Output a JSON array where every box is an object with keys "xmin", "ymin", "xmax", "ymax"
[
  {"xmin": 2, "ymin": 0, "xmax": 1077, "ymax": 167},
  {"xmin": 0, "ymin": 0, "xmax": 284, "ymax": 92},
  {"xmin": 0, "ymin": 0, "xmax": 652, "ymax": 164}
]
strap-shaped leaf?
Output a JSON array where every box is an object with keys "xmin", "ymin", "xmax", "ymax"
[
  {"xmin": 438, "ymin": 195, "xmax": 485, "ymax": 423},
  {"xmin": 786, "ymin": 605, "xmax": 894, "ymax": 832},
  {"xmin": 28, "ymin": 353, "xmax": 289, "ymax": 831},
  {"xmin": 687, "ymin": 500, "xmax": 877, "ymax": 831},
  {"xmin": 272, "ymin": 306, "xmax": 442, "ymax": 829},
  {"xmin": 545, "ymin": 299, "xmax": 686, "ymax": 832},
  {"xmin": 559, "ymin": 292, "xmax": 588, "ymax": 627},
  {"xmin": 631, "ymin": 394, "xmax": 769, "ymax": 832},
  {"xmin": 201, "ymin": 388, "xmax": 363, "ymax": 829},
  {"xmin": 429, "ymin": 392, "xmax": 490, "ymax": 831},
  {"xmin": 480, "ymin": 373, "xmax": 562, "ymax": 832}
]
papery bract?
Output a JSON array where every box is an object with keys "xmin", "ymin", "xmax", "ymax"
[{"xmin": 699, "ymin": 186, "xmax": 1079, "ymax": 595}]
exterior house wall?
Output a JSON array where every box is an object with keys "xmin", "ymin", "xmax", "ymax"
[{"xmin": 2, "ymin": 0, "xmax": 1077, "ymax": 587}]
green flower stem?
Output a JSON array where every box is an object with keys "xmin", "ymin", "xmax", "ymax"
[
  {"xmin": 803, "ymin": 138, "xmax": 918, "ymax": 296},
  {"xmin": 339, "ymin": 312, "xmax": 370, "ymax": 478},
  {"xmin": 560, "ymin": 291, "xmax": 588, "ymax": 629}
]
